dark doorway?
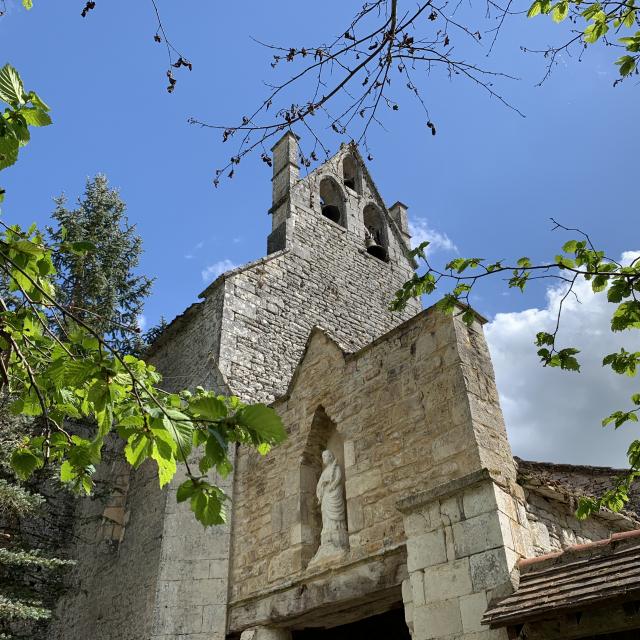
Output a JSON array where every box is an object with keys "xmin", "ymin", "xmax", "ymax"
[
  {"xmin": 292, "ymin": 607, "xmax": 410, "ymax": 640},
  {"xmin": 582, "ymin": 633, "xmax": 640, "ymax": 640}
]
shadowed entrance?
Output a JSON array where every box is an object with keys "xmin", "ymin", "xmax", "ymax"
[{"xmin": 291, "ymin": 607, "xmax": 410, "ymax": 640}]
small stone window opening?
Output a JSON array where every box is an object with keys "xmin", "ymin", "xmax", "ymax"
[
  {"xmin": 342, "ymin": 155, "xmax": 360, "ymax": 194},
  {"xmin": 319, "ymin": 178, "xmax": 345, "ymax": 227},
  {"xmin": 363, "ymin": 204, "xmax": 388, "ymax": 261},
  {"xmin": 99, "ymin": 469, "xmax": 130, "ymax": 545}
]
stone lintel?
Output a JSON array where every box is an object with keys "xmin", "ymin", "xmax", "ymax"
[
  {"xmin": 228, "ymin": 546, "xmax": 407, "ymax": 634},
  {"xmin": 397, "ymin": 469, "xmax": 497, "ymax": 514}
]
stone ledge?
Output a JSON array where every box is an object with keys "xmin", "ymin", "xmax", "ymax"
[
  {"xmin": 228, "ymin": 545, "xmax": 407, "ymax": 633},
  {"xmin": 396, "ymin": 469, "xmax": 496, "ymax": 514}
]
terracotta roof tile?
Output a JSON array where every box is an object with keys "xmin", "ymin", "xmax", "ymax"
[{"xmin": 483, "ymin": 530, "xmax": 640, "ymax": 628}]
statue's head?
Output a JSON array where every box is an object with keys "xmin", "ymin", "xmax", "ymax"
[{"xmin": 321, "ymin": 449, "xmax": 335, "ymax": 466}]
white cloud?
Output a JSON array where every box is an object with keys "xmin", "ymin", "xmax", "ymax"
[
  {"xmin": 485, "ymin": 252, "xmax": 640, "ymax": 468},
  {"xmin": 408, "ymin": 217, "xmax": 457, "ymax": 253},
  {"xmin": 137, "ymin": 315, "xmax": 147, "ymax": 331},
  {"xmin": 201, "ymin": 259, "xmax": 239, "ymax": 283}
]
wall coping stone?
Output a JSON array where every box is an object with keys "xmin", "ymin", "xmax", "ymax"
[{"xmin": 396, "ymin": 468, "xmax": 498, "ymax": 514}]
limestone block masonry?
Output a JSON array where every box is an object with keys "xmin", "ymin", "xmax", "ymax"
[
  {"xmin": 398, "ymin": 470, "xmax": 533, "ymax": 640},
  {"xmin": 227, "ymin": 304, "xmax": 517, "ymax": 635},
  {"xmin": 49, "ymin": 135, "xmax": 420, "ymax": 640}
]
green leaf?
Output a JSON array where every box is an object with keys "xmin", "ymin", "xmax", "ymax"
[
  {"xmin": 20, "ymin": 107, "xmax": 52, "ymax": 127},
  {"xmin": 0, "ymin": 64, "xmax": 25, "ymax": 106},
  {"xmin": 190, "ymin": 485, "xmax": 228, "ymax": 527},
  {"xmin": 0, "ymin": 135, "xmax": 20, "ymax": 171},
  {"xmin": 436, "ymin": 294, "xmax": 457, "ymax": 314},
  {"xmin": 205, "ymin": 428, "xmax": 228, "ymax": 463},
  {"xmin": 10, "ymin": 389, "xmax": 42, "ymax": 416},
  {"xmin": 527, "ymin": 0, "xmax": 542, "ymax": 17},
  {"xmin": 603, "ymin": 410, "xmax": 639, "ymax": 429},
  {"xmin": 124, "ymin": 434, "xmax": 151, "ymax": 468},
  {"xmin": 552, "ymin": 1, "xmax": 569, "ymax": 22},
  {"xmin": 22, "ymin": 0, "xmax": 33, "ymax": 9},
  {"xmin": 584, "ymin": 17, "xmax": 609, "ymax": 44},
  {"xmin": 11, "ymin": 449, "xmax": 42, "ymax": 480},
  {"xmin": 189, "ymin": 395, "xmax": 227, "ymax": 422},
  {"xmin": 26, "ymin": 90, "xmax": 49, "ymax": 111},
  {"xmin": 615, "ymin": 55, "xmax": 637, "ymax": 77},
  {"xmin": 535, "ymin": 331, "xmax": 555, "ymax": 347},
  {"xmin": 60, "ymin": 460, "xmax": 76, "ymax": 483},
  {"xmin": 611, "ymin": 301, "xmax": 640, "ymax": 331},
  {"xmin": 576, "ymin": 497, "xmax": 598, "ymax": 520},
  {"xmin": 622, "ymin": 10, "xmax": 636, "ymax": 28},
  {"xmin": 117, "ymin": 415, "xmax": 145, "ymax": 428},
  {"xmin": 582, "ymin": 3, "xmax": 602, "ymax": 20},
  {"xmin": 176, "ymin": 479, "xmax": 198, "ymax": 503},
  {"xmin": 151, "ymin": 442, "xmax": 177, "ymax": 488},
  {"xmin": 237, "ymin": 404, "xmax": 286, "ymax": 444}
]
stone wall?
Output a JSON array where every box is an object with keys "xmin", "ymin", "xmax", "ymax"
[
  {"xmin": 516, "ymin": 458, "xmax": 640, "ymax": 556},
  {"xmin": 47, "ymin": 444, "xmax": 167, "ymax": 640},
  {"xmin": 524, "ymin": 489, "xmax": 636, "ymax": 555},
  {"xmin": 227, "ymin": 306, "xmax": 514, "ymax": 635}
]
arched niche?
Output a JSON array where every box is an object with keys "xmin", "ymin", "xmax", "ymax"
[
  {"xmin": 363, "ymin": 203, "xmax": 389, "ymax": 261},
  {"xmin": 342, "ymin": 154, "xmax": 361, "ymax": 194},
  {"xmin": 299, "ymin": 406, "xmax": 346, "ymax": 566},
  {"xmin": 319, "ymin": 177, "xmax": 346, "ymax": 228}
]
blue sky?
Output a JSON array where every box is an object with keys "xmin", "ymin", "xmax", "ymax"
[{"xmin": 2, "ymin": 1, "xmax": 638, "ymax": 464}]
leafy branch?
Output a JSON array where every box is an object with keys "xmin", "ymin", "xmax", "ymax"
[
  {"xmin": 391, "ymin": 219, "xmax": 640, "ymax": 518},
  {"xmin": 525, "ymin": 0, "xmax": 640, "ymax": 83}
]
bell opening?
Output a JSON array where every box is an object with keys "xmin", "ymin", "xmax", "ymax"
[
  {"xmin": 344, "ymin": 177, "xmax": 356, "ymax": 191},
  {"xmin": 366, "ymin": 244, "xmax": 388, "ymax": 262},
  {"xmin": 321, "ymin": 204, "xmax": 342, "ymax": 224}
]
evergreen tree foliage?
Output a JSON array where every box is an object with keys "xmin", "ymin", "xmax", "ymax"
[
  {"xmin": 47, "ymin": 174, "xmax": 153, "ymax": 354},
  {"xmin": 0, "ymin": 404, "xmax": 73, "ymax": 640}
]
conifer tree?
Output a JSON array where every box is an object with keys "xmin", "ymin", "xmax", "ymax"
[
  {"xmin": 47, "ymin": 174, "xmax": 153, "ymax": 354},
  {"xmin": 0, "ymin": 402, "xmax": 73, "ymax": 640},
  {"xmin": 0, "ymin": 176, "xmax": 152, "ymax": 637}
]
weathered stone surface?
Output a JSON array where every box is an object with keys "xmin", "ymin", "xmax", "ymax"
[
  {"xmin": 240, "ymin": 626, "xmax": 291, "ymax": 640},
  {"xmin": 406, "ymin": 529, "xmax": 447, "ymax": 572},
  {"xmin": 413, "ymin": 598, "xmax": 463, "ymax": 639},
  {"xmin": 459, "ymin": 592, "xmax": 489, "ymax": 633}
]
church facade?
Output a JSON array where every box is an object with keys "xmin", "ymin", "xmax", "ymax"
[{"xmin": 49, "ymin": 134, "xmax": 640, "ymax": 640}]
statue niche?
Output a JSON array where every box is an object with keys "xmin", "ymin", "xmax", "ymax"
[
  {"xmin": 310, "ymin": 450, "xmax": 349, "ymax": 565},
  {"xmin": 301, "ymin": 407, "xmax": 349, "ymax": 569}
]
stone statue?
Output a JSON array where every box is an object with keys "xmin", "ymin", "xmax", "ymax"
[{"xmin": 309, "ymin": 449, "xmax": 349, "ymax": 565}]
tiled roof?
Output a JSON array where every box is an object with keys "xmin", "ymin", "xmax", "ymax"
[{"xmin": 482, "ymin": 530, "xmax": 640, "ymax": 628}]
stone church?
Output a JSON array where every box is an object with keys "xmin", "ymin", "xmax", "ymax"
[{"xmin": 49, "ymin": 134, "xmax": 640, "ymax": 640}]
